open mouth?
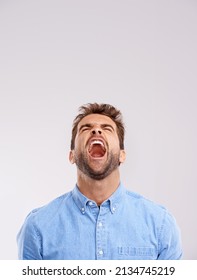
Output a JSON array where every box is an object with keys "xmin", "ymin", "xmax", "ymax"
[{"xmin": 88, "ymin": 139, "xmax": 106, "ymax": 158}]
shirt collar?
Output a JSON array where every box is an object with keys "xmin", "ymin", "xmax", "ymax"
[{"xmin": 71, "ymin": 183, "xmax": 125, "ymax": 214}]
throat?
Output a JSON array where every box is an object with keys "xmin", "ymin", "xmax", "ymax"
[
  {"xmin": 77, "ymin": 170, "xmax": 121, "ymax": 205},
  {"xmin": 89, "ymin": 145, "xmax": 105, "ymax": 157}
]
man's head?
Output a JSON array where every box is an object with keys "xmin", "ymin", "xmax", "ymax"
[
  {"xmin": 69, "ymin": 103, "xmax": 126, "ymax": 181},
  {"xmin": 70, "ymin": 103, "xmax": 125, "ymax": 150}
]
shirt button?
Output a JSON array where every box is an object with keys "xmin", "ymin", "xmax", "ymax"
[
  {"xmin": 81, "ymin": 207, "xmax": 85, "ymax": 214},
  {"xmin": 98, "ymin": 222, "xmax": 103, "ymax": 227},
  {"xmin": 98, "ymin": 250, "xmax": 103, "ymax": 255},
  {"xmin": 88, "ymin": 201, "xmax": 93, "ymax": 206}
]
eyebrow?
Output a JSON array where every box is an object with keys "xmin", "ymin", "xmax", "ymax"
[{"xmin": 78, "ymin": 123, "xmax": 115, "ymax": 132}]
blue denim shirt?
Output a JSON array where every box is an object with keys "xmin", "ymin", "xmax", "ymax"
[{"xmin": 17, "ymin": 184, "xmax": 182, "ymax": 260}]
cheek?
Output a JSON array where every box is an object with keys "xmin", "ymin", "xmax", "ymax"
[
  {"xmin": 110, "ymin": 135, "xmax": 120, "ymax": 146},
  {"xmin": 74, "ymin": 136, "xmax": 86, "ymax": 151}
]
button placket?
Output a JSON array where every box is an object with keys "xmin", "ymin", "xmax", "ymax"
[{"xmin": 96, "ymin": 209, "xmax": 107, "ymax": 259}]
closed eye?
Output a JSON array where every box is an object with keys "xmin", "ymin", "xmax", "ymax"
[
  {"xmin": 102, "ymin": 125, "xmax": 114, "ymax": 132},
  {"xmin": 79, "ymin": 124, "xmax": 92, "ymax": 133},
  {"xmin": 81, "ymin": 127, "xmax": 90, "ymax": 132}
]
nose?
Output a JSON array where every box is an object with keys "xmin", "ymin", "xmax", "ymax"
[{"xmin": 91, "ymin": 127, "xmax": 102, "ymax": 135}]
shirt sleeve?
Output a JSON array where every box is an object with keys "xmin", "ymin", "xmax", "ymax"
[
  {"xmin": 17, "ymin": 212, "xmax": 43, "ymax": 260},
  {"xmin": 157, "ymin": 210, "xmax": 182, "ymax": 260}
]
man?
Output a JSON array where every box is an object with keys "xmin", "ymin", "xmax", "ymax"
[{"xmin": 17, "ymin": 103, "xmax": 182, "ymax": 259}]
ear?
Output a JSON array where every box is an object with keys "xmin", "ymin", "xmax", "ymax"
[
  {"xmin": 119, "ymin": 150, "xmax": 126, "ymax": 164},
  {"xmin": 69, "ymin": 150, "xmax": 75, "ymax": 164}
]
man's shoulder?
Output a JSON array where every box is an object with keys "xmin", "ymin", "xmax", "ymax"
[
  {"xmin": 25, "ymin": 190, "xmax": 73, "ymax": 225},
  {"xmin": 124, "ymin": 188, "xmax": 167, "ymax": 215}
]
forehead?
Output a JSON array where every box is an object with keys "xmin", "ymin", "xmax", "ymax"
[{"xmin": 78, "ymin": 114, "xmax": 116, "ymax": 128}]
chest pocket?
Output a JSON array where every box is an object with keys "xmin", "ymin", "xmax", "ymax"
[{"xmin": 117, "ymin": 246, "xmax": 157, "ymax": 260}]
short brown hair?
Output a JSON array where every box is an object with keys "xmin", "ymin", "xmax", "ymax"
[{"xmin": 70, "ymin": 103, "xmax": 125, "ymax": 150}]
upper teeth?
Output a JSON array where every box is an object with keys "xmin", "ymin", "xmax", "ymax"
[{"xmin": 90, "ymin": 140, "xmax": 104, "ymax": 147}]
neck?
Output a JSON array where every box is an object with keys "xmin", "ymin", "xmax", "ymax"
[{"xmin": 76, "ymin": 169, "xmax": 121, "ymax": 205}]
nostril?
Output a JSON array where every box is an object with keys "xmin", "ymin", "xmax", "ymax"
[{"xmin": 92, "ymin": 129, "xmax": 102, "ymax": 135}]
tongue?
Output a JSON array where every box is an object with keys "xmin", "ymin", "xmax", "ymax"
[{"xmin": 89, "ymin": 145, "xmax": 105, "ymax": 158}]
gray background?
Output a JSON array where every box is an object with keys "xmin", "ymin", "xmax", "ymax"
[{"xmin": 0, "ymin": 0, "xmax": 196, "ymax": 259}]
